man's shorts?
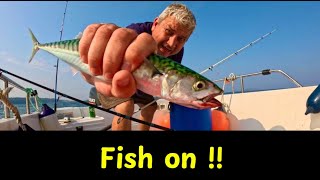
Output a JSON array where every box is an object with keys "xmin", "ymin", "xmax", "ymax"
[
  {"xmin": 132, "ymin": 90, "xmax": 157, "ymax": 106},
  {"xmin": 94, "ymin": 87, "xmax": 157, "ymax": 109}
]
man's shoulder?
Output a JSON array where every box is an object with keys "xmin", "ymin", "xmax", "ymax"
[
  {"xmin": 127, "ymin": 22, "xmax": 153, "ymax": 27},
  {"xmin": 126, "ymin": 22, "xmax": 153, "ymax": 34}
]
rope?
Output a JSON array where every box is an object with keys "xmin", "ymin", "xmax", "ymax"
[
  {"xmin": 219, "ymin": 73, "xmax": 237, "ymax": 113},
  {"xmin": 228, "ymin": 73, "xmax": 236, "ymax": 113},
  {"xmin": 0, "ymin": 88, "xmax": 26, "ymax": 131}
]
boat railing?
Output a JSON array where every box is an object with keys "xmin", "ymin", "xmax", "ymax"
[
  {"xmin": 0, "ymin": 73, "xmax": 39, "ymax": 118},
  {"xmin": 212, "ymin": 69, "xmax": 303, "ymax": 93}
]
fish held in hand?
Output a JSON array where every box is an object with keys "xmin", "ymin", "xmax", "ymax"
[{"xmin": 28, "ymin": 28, "xmax": 223, "ymax": 110}]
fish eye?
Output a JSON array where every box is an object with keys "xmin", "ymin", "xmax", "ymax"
[{"xmin": 193, "ymin": 81, "xmax": 206, "ymax": 91}]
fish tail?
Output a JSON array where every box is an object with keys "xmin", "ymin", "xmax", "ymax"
[{"xmin": 28, "ymin": 28, "xmax": 40, "ymax": 63}]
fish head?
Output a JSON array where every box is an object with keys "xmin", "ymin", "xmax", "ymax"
[{"xmin": 162, "ymin": 71, "xmax": 223, "ymax": 110}]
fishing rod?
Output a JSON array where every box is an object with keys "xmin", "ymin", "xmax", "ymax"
[
  {"xmin": 200, "ymin": 29, "xmax": 277, "ymax": 75},
  {"xmin": 54, "ymin": 1, "xmax": 68, "ymax": 112},
  {"xmin": 0, "ymin": 68, "xmax": 172, "ymax": 131}
]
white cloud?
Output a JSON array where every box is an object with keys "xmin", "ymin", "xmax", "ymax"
[
  {"xmin": 0, "ymin": 50, "xmax": 59, "ymax": 74},
  {"xmin": 29, "ymin": 57, "xmax": 56, "ymax": 73},
  {"xmin": 0, "ymin": 51, "xmax": 20, "ymax": 65},
  {"xmin": 0, "ymin": 50, "xmax": 91, "ymax": 99},
  {"xmin": 0, "ymin": 51, "xmax": 6, "ymax": 56}
]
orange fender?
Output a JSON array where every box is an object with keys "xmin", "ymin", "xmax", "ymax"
[
  {"xmin": 152, "ymin": 109, "xmax": 233, "ymax": 131},
  {"xmin": 151, "ymin": 111, "xmax": 170, "ymax": 131},
  {"xmin": 211, "ymin": 109, "xmax": 230, "ymax": 130}
]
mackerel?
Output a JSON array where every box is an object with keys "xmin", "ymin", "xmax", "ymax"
[{"xmin": 28, "ymin": 28, "xmax": 223, "ymax": 109}]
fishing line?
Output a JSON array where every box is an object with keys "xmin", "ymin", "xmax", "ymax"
[{"xmin": 0, "ymin": 68, "xmax": 172, "ymax": 131}]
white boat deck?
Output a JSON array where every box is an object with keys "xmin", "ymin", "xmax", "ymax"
[
  {"xmin": 58, "ymin": 116, "xmax": 107, "ymax": 131},
  {"xmin": 218, "ymin": 85, "xmax": 320, "ymax": 130}
]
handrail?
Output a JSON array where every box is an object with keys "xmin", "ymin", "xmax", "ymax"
[
  {"xmin": 212, "ymin": 69, "xmax": 303, "ymax": 93},
  {"xmin": 0, "ymin": 73, "xmax": 25, "ymax": 91}
]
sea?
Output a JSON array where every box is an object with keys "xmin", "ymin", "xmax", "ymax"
[{"xmin": 0, "ymin": 97, "xmax": 87, "ymax": 118}]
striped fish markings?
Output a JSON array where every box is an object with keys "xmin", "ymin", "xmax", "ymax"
[{"xmin": 28, "ymin": 28, "xmax": 223, "ymax": 109}]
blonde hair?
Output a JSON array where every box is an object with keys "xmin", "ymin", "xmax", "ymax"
[{"xmin": 158, "ymin": 2, "xmax": 196, "ymax": 33}]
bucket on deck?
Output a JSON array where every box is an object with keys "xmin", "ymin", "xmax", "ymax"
[{"xmin": 170, "ymin": 103, "xmax": 212, "ymax": 131}]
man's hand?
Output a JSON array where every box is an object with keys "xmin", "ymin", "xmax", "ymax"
[{"xmin": 79, "ymin": 23, "xmax": 157, "ymax": 98}]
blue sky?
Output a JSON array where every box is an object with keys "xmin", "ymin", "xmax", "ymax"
[{"xmin": 0, "ymin": 1, "xmax": 319, "ymax": 100}]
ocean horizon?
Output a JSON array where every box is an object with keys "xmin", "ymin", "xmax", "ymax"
[{"xmin": 0, "ymin": 97, "xmax": 87, "ymax": 118}]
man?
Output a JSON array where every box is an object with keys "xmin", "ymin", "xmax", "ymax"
[
  {"xmin": 89, "ymin": 87, "xmax": 101, "ymax": 107},
  {"xmin": 80, "ymin": 3, "xmax": 196, "ymax": 130}
]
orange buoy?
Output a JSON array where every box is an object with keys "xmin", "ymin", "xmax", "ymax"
[{"xmin": 211, "ymin": 109, "xmax": 230, "ymax": 130}]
